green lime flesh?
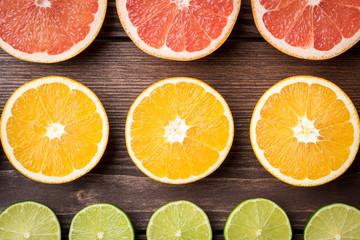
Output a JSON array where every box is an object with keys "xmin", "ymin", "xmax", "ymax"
[
  {"xmin": 147, "ymin": 200, "xmax": 212, "ymax": 240},
  {"xmin": 305, "ymin": 203, "xmax": 360, "ymax": 240},
  {"xmin": 69, "ymin": 203, "xmax": 134, "ymax": 240},
  {"xmin": 0, "ymin": 201, "xmax": 61, "ymax": 240},
  {"xmin": 224, "ymin": 198, "xmax": 292, "ymax": 240}
]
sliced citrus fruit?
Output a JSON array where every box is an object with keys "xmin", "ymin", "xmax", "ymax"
[
  {"xmin": 0, "ymin": 201, "xmax": 61, "ymax": 240},
  {"xmin": 147, "ymin": 200, "xmax": 212, "ymax": 240},
  {"xmin": 250, "ymin": 76, "xmax": 360, "ymax": 186},
  {"xmin": 224, "ymin": 198, "xmax": 292, "ymax": 240},
  {"xmin": 305, "ymin": 203, "xmax": 360, "ymax": 240},
  {"xmin": 69, "ymin": 203, "xmax": 134, "ymax": 240},
  {"xmin": 0, "ymin": 76, "xmax": 109, "ymax": 183},
  {"xmin": 252, "ymin": 0, "xmax": 360, "ymax": 59},
  {"xmin": 125, "ymin": 77, "xmax": 234, "ymax": 184},
  {"xmin": 0, "ymin": 0, "xmax": 107, "ymax": 63},
  {"xmin": 116, "ymin": 0, "xmax": 241, "ymax": 61}
]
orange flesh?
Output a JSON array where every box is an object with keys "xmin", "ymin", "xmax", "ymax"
[
  {"xmin": 126, "ymin": 0, "xmax": 234, "ymax": 52},
  {"xmin": 6, "ymin": 83, "xmax": 103, "ymax": 177},
  {"xmin": 0, "ymin": 0, "xmax": 99, "ymax": 55},
  {"xmin": 256, "ymin": 82, "xmax": 354, "ymax": 180},
  {"xmin": 130, "ymin": 82, "xmax": 230, "ymax": 180},
  {"xmin": 260, "ymin": 0, "xmax": 360, "ymax": 51}
]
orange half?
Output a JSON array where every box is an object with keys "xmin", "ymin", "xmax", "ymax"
[
  {"xmin": 126, "ymin": 77, "xmax": 234, "ymax": 184},
  {"xmin": 250, "ymin": 76, "xmax": 360, "ymax": 186},
  {"xmin": 1, "ymin": 76, "xmax": 109, "ymax": 183}
]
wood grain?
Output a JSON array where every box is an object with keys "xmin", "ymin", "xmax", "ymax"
[{"xmin": 0, "ymin": 40, "xmax": 360, "ymax": 239}]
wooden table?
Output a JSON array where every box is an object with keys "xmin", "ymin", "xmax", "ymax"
[{"xmin": 1, "ymin": 1, "xmax": 360, "ymax": 239}]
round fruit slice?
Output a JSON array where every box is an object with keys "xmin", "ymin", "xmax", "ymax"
[
  {"xmin": 224, "ymin": 198, "xmax": 292, "ymax": 240},
  {"xmin": 252, "ymin": 0, "xmax": 360, "ymax": 60},
  {"xmin": 250, "ymin": 76, "xmax": 360, "ymax": 186},
  {"xmin": 0, "ymin": 201, "xmax": 61, "ymax": 240},
  {"xmin": 0, "ymin": 0, "xmax": 107, "ymax": 63},
  {"xmin": 1, "ymin": 76, "xmax": 109, "ymax": 183},
  {"xmin": 116, "ymin": 0, "xmax": 241, "ymax": 61},
  {"xmin": 126, "ymin": 77, "xmax": 234, "ymax": 184},
  {"xmin": 147, "ymin": 200, "xmax": 212, "ymax": 240},
  {"xmin": 69, "ymin": 203, "xmax": 134, "ymax": 240},
  {"xmin": 305, "ymin": 203, "xmax": 360, "ymax": 240}
]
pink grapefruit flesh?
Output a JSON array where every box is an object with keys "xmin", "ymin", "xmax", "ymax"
[
  {"xmin": 0, "ymin": 0, "xmax": 107, "ymax": 63},
  {"xmin": 252, "ymin": 0, "xmax": 360, "ymax": 59},
  {"xmin": 117, "ymin": 0, "xmax": 241, "ymax": 60}
]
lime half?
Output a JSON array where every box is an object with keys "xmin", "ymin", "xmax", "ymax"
[
  {"xmin": 147, "ymin": 200, "xmax": 212, "ymax": 240},
  {"xmin": 69, "ymin": 203, "xmax": 134, "ymax": 240},
  {"xmin": 224, "ymin": 198, "xmax": 292, "ymax": 240},
  {"xmin": 305, "ymin": 203, "xmax": 360, "ymax": 240},
  {"xmin": 0, "ymin": 201, "xmax": 61, "ymax": 240}
]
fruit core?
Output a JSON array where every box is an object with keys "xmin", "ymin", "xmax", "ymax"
[
  {"xmin": 335, "ymin": 234, "xmax": 341, "ymax": 240},
  {"xmin": 256, "ymin": 229, "xmax": 262, "ymax": 236},
  {"xmin": 173, "ymin": 0, "xmax": 190, "ymax": 8},
  {"xmin": 175, "ymin": 230, "xmax": 182, "ymax": 237},
  {"xmin": 35, "ymin": 0, "xmax": 51, "ymax": 8},
  {"xmin": 24, "ymin": 233, "xmax": 30, "ymax": 239},
  {"xmin": 163, "ymin": 116, "xmax": 190, "ymax": 144},
  {"xmin": 97, "ymin": 232, "xmax": 104, "ymax": 239},
  {"xmin": 308, "ymin": 0, "xmax": 321, "ymax": 6},
  {"xmin": 292, "ymin": 117, "xmax": 320, "ymax": 143},
  {"xmin": 45, "ymin": 122, "xmax": 66, "ymax": 140}
]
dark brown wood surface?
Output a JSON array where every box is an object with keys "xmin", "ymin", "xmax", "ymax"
[{"xmin": 1, "ymin": 0, "xmax": 360, "ymax": 239}]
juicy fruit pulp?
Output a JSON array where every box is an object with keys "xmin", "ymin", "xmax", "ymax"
[
  {"xmin": 1, "ymin": 77, "xmax": 108, "ymax": 183},
  {"xmin": 260, "ymin": 0, "xmax": 360, "ymax": 51},
  {"xmin": 70, "ymin": 204, "xmax": 134, "ymax": 240},
  {"xmin": 0, "ymin": 201, "xmax": 61, "ymax": 240},
  {"xmin": 0, "ymin": 0, "xmax": 97, "ymax": 54},
  {"xmin": 126, "ymin": 78, "xmax": 233, "ymax": 184},
  {"xmin": 126, "ymin": 0, "xmax": 234, "ymax": 52},
  {"xmin": 251, "ymin": 76, "xmax": 359, "ymax": 186},
  {"xmin": 305, "ymin": 204, "xmax": 360, "ymax": 240},
  {"xmin": 147, "ymin": 201, "xmax": 212, "ymax": 240},
  {"xmin": 224, "ymin": 199, "xmax": 292, "ymax": 240}
]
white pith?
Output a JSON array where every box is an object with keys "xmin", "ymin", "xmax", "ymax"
[
  {"xmin": 125, "ymin": 78, "xmax": 234, "ymax": 184},
  {"xmin": 173, "ymin": 0, "xmax": 190, "ymax": 8},
  {"xmin": 0, "ymin": 0, "xmax": 107, "ymax": 63},
  {"xmin": 45, "ymin": 122, "xmax": 66, "ymax": 140},
  {"xmin": 97, "ymin": 232, "xmax": 104, "ymax": 239},
  {"xmin": 116, "ymin": 0, "xmax": 241, "ymax": 60},
  {"xmin": 147, "ymin": 201, "xmax": 211, "ymax": 240},
  {"xmin": 164, "ymin": 116, "xmax": 190, "ymax": 144},
  {"xmin": 24, "ymin": 233, "xmax": 30, "ymax": 239},
  {"xmin": 292, "ymin": 117, "xmax": 319, "ymax": 143},
  {"xmin": 308, "ymin": 0, "xmax": 321, "ymax": 6},
  {"xmin": 224, "ymin": 199, "xmax": 292, "ymax": 240},
  {"xmin": 35, "ymin": 0, "xmax": 51, "ymax": 8},
  {"xmin": 251, "ymin": 0, "xmax": 360, "ymax": 59},
  {"xmin": 335, "ymin": 234, "xmax": 341, "ymax": 240},
  {"xmin": 250, "ymin": 76, "xmax": 360, "ymax": 186},
  {"xmin": 1, "ymin": 76, "xmax": 109, "ymax": 184}
]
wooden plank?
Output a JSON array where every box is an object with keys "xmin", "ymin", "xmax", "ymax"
[
  {"xmin": 0, "ymin": 41, "xmax": 359, "ymax": 240},
  {"xmin": 99, "ymin": 0, "xmax": 261, "ymax": 38}
]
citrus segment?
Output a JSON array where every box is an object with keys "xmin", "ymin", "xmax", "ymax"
[
  {"xmin": 252, "ymin": 0, "xmax": 360, "ymax": 59},
  {"xmin": 250, "ymin": 76, "xmax": 360, "ymax": 186},
  {"xmin": 0, "ymin": 0, "xmax": 107, "ymax": 63},
  {"xmin": 69, "ymin": 203, "xmax": 134, "ymax": 240},
  {"xmin": 224, "ymin": 198, "xmax": 292, "ymax": 240},
  {"xmin": 0, "ymin": 201, "xmax": 61, "ymax": 240},
  {"xmin": 147, "ymin": 200, "xmax": 212, "ymax": 240},
  {"xmin": 1, "ymin": 76, "xmax": 109, "ymax": 183},
  {"xmin": 304, "ymin": 203, "xmax": 360, "ymax": 240},
  {"xmin": 117, "ymin": 0, "xmax": 241, "ymax": 60},
  {"xmin": 126, "ymin": 77, "xmax": 233, "ymax": 184}
]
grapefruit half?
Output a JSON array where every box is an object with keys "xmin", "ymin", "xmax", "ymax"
[
  {"xmin": 252, "ymin": 0, "xmax": 360, "ymax": 60},
  {"xmin": 0, "ymin": 0, "xmax": 107, "ymax": 63},
  {"xmin": 116, "ymin": 0, "xmax": 241, "ymax": 61}
]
